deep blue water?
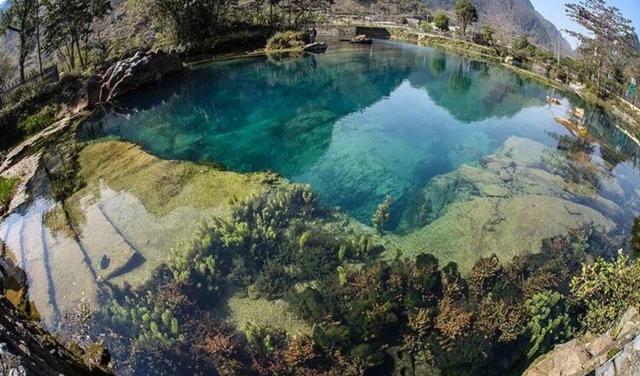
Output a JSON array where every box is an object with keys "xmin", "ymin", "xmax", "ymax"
[{"xmin": 82, "ymin": 39, "xmax": 640, "ymax": 227}]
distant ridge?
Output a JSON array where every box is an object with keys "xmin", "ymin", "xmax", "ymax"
[{"xmin": 422, "ymin": 0, "xmax": 573, "ymax": 55}]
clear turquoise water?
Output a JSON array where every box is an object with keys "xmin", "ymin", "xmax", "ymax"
[{"xmin": 83, "ymin": 39, "xmax": 640, "ymax": 228}]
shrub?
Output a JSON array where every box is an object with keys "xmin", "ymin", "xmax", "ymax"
[
  {"xmin": 17, "ymin": 105, "xmax": 58, "ymax": 136},
  {"xmin": 570, "ymin": 254, "xmax": 640, "ymax": 333},
  {"xmin": 0, "ymin": 177, "xmax": 19, "ymax": 210},
  {"xmin": 265, "ymin": 31, "xmax": 307, "ymax": 51},
  {"xmin": 433, "ymin": 12, "xmax": 450, "ymax": 32}
]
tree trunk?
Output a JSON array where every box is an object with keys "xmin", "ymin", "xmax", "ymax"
[{"xmin": 36, "ymin": 0, "xmax": 43, "ymax": 76}]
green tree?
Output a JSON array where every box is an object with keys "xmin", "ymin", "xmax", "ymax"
[
  {"xmin": 565, "ymin": 0, "xmax": 638, "ymax": 97},
  {"xmin": 478, "ymin": 25, "xmax": 494, "ymax": 45},
  {"xmin": 433, "ymin": 12, "xmax": 449, "ymax": 32},
  {"xmin": 525, "ymin": 291, "xmax": 573, "ymax": 359},
  {"xmin": 454, "ymin": 0, "xmax": 478, "ymax": 37},
  {"xmin": 1, "ymin": 0, "xmax": 38, "ymax": 83}
]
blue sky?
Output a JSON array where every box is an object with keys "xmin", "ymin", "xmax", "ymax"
[{"xmin": 531, "ymin": 0, "xmax": 640, "ymax": 49}]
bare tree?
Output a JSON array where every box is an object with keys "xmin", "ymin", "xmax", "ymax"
[{"xmin": 565, "ymin": 0, "xmax": 638, "ymax": 97}]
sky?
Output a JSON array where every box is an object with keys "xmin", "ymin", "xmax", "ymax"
[{"xmin": 531, "ymin": 0, "xmax": 640, "ymax": 49}]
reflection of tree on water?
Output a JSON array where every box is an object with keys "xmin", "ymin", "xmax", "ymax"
[
  {"xmin": 409, "ymin": 51, "xmax": 545, "ymax": 122},
  {"xmin": 548, "ymin": 132, "xmax": 601, "ymax": 190},
  {"xmin": 448, "ymin": 61, "xmax": 472, "ymax": 95}
]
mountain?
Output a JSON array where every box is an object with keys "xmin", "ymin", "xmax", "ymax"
[{"xmin": 422, "ymin": 0, "xmax": 573, "ymax": 55}]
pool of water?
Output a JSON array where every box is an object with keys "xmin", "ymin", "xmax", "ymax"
[{"xmin": 82, "ymin": 39, "xmax": 640, "ymax": 231}]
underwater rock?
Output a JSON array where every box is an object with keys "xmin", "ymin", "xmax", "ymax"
[
  {"xmin": 391, "ymin": 195, "xmax": 615, "ymax": 273},
  {"xmin": 524, "ymin": 307, "xmax": 640, "ymax": 376},
  {"xmin": 99, "ymin": 50, "xmax": 183, "ymax": 103},
  {"xmin": 404, "ymin": 136, "xmax": 622, "ymax": 228},
  {"xmin": 393, "ymin": 136, "xmax": 624, "ymax": 272}
]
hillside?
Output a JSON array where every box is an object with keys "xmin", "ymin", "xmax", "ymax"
[{"xmin": 422, "ymin": 0, "xmax": 573, "ymax": 55}]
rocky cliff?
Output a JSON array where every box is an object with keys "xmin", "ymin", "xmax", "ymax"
[{"xmin": 422, "ymin": 0, "xmax": 573, "ymax": 55}]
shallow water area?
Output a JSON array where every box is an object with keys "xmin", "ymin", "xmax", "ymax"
[{"xmin": 82, "ymin": 39, "xmax": 640, "ymax": 230}]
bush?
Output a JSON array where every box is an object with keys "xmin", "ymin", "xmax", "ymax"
[
  {"xmin": 17, "ymin": 105, "xmax": 58, "ymax": 136},
  {"xmin": 265, "ymin": 31, "xmax": 307, "ymax": 51},
  {"xmin": 0, "ymin": 177, "xmax": 19, "ymax": 210},
  {"xmin": 570, "ymin": 254, "xmax": 640, "ymax": 333},
  {"xmin": 433, "ymin": 12, "xmax": 450, "ymax": 32}
]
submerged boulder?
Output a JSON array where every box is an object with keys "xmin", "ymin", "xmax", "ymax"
[
  {"xmin": 99, "ymin": 50, "xmax": 183, "ymax": 103},
  {"xmin": 391, "ymin": 136, "xmax": 622, "ymax": 272}
]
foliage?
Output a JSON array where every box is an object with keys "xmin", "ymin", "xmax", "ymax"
[
  {"xmin": 454, "ymin": 0, "xmax": 478, "ymax": 36},
  {"xmin": 265, "ymin": 31, "xmax": 306, "ymax": 51},
  {"xmin": 525, "ymin": 291, "xmax": 573, "ymax": 359},
  {"xmin": 0, "ymin": 177, "xmax": 19, "ymax": 210},
  {"xmin": 478, "ymin": 25, "xmax": 494, "ymax": 45},
  {"xmin": 570, "ymin": 253, "xmax": 640, "ymax": 333},
  {"xmin": 96, "ymin": 179, "xmax": 620, "ymax": 375},
  {"xmin": 17, "ymin": 104, "xmax": 56, "ymax": 135},
  {"xmin": 0, "ymin": 73, "xmax": 84, "ymax": 152},
  {"xmin": 371, "ymin": 194, "xmax": 393, "ymax": 234},
  {"xmin": 433, "ymin": 12, "xmax": 449, "ymax": 32}
]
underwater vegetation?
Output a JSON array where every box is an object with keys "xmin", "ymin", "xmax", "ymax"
[{"xmin": 92, "ymin": 184, "xmax": 629, "ymax": 375}]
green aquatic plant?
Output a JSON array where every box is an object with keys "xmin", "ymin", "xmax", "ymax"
[
  {"xmin": 570, "ymin": 253, "xmax": 640, "ymax": 333},
  {"xmin": 104, "ymin": 284, "xmax": 186, "ymax": 347},
  {"xmin": 372, "ymin": 194, "xmax": 393, "ymax": 234},
  {"xmin": 525, "ymin": 290, "xmax": 573, "ymax": 359}
]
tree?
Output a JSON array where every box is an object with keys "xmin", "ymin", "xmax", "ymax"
[
  {"xmin": 43, "ymin": 0, "xmax": 111, "ymax": 71},
  {"xmin": 478, "ymin": 25, "xmax": 494, "ymax": 45},
  {"xmin": 454, "ymin": 0, "xmax": 477, "ymax": 37},
  {"xmin": 565, "ymin": 0, "xmax": 639, "ymax": 97},
  {"xmin": 433, "ymin": 12, "xmax": 449, "ymax": 32},
  {"xmin": 1, "ymin": 0, "xmax": 38, "ymax": 83}
]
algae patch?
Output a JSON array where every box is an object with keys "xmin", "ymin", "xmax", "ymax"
[
  {"xmin": 227, "ymin": 295, "xmax": 312, "ymax": 336},
  {"xmin": 72, "ymin": 141, "xmax": 269, "ymax": 218}
]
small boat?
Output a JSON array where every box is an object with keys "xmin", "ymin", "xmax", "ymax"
[
  {"xmin": 351, "ymin": 35, "xmax": 373, "ymax": 44},
  {"xmin": 302, "ymin": 42, "xmax": 328, "ymax": 53}
]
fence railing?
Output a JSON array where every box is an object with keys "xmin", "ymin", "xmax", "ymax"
[{"xmin": 0, "ymin": 65, "xmax": 59, "ymax": 105}]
